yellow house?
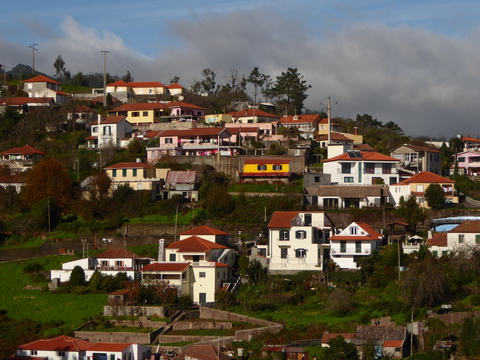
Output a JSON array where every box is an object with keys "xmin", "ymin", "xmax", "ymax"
[
  {"xmin": 240, "ymin": 158, "xmax": 291, "ymax": 183},
  {"xmin": 104, "ymin": 161, "xmax": 165, "ymax": 198},
  {"xmin": 108, "ymin": 103, "xmax": 169, "ymax": 125}
]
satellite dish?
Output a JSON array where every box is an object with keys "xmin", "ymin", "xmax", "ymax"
[{"xmin": 178, "ymin": 95, "xmax": 184, "ymax": 101}]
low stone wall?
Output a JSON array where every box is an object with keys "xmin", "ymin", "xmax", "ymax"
[
  {"xmin": 110, "ymin": 318, "xmax": 167, "ymax": 329},
  {"xmin": 74, "ymin": 320, "xmax": 162, "ymax": 344},
  {"xmin": 199, "ymin": 306, "xmax": 279, "ymax": 327},
  {"xmin": 103, "ymin": 305, "xmax": 167, "ymax": 318},
  {"xmin": 431, "ymin": 311, "xmax": 480, "ymax": 325},
  {"xmin": 172, "ymin": 321, "xmax": 232, "ymax": 330}
]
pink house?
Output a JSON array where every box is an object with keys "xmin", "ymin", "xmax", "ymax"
[{"xmin": 456, "ymin": 150, "xmax": 480, "ymax": 176}]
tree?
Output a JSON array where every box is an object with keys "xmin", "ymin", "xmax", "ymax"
[
  {"xmin": 200, "ymin": 68, "xmax": 217, "ymax": 95},
  {"xmin": 21, "ymin": 157, "xmax": 74, "ymax": 210},
  {"xmin": 69, "ymin": 266, "xmax": 85, "ymax": 287},
  {"xmin": 424, "ymin": 184, "xmax": 445, "ymax": 209},
  {"xmin": 307, "ymin": 336, "xmax": 359, "ymax": 360},
  {"xmin": 247, "ymin": 67, "xmax": 269, "ymax": 104},
  {"xmin": 53, "ymin": 55, "xmax": 67, "ymax": 81},
  {"xmin": 397, "ymin": 195, "xmax": 426, "ymax": 232},
  {"xmin": 459, "ymin": 317, "xmax": 480, "ymax": 357},
  {"xmin": 271, "ymin": 67, "xmax": 311, "ymax": 114},
  {"xmin": 121, "ymin": 70, "xmax": 133, "ymax": 83}
]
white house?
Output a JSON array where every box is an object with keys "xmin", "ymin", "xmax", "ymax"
[
  {"xmin": 50, "ymin": 248, "xmax": 152, "ymax": 283},
  {"xmin": 446, "ymin": 221, "xmax": 480, "ymax": 254},
  {"xmin": 427, "ymin": 233, "xmax": 449, "ymax": 258},
  {"xmin": 329, "ymin": 222, "xmax": 383, "ymax": 269},
  {"xmin": 14, "ymin": 335, "xmax": 92, "ymax": 360},
  {"xmin": 86, "ymin": 115, "xmax": 133, "ymax": 148},
  {"xmin": 323, "ymin": 150, "xmax": 400, "ymax": 186},
  {"xmin": 267, "ymin": 211, "xmax": 335, "ymax": 273},
  {"xmin": 86, "ymin": 342, "xmax": 151, "ymax": 360},
  {"xmin": 23, "ymin": 75, "xmax": 69, "ymax": 104},
  {"xmin": 179, "ymin": 225, "xmax": 229, "ymax": 246},
  {"xmin": 142, "ymin": 234, "xmax": 236, "ymax": 304}
]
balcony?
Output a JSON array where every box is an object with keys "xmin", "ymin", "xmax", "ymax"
[{"xmin": 331, "ymin": 249, "xmax": 371, "ymax": 255}]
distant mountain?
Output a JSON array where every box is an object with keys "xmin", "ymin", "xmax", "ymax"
[{"xmin": 8, "ymin": 64, "xmax": 48, "ymax": 79}]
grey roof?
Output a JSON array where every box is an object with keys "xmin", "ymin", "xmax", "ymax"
[
  {"xmin": 355, "ymin": 325, "xmax": 406, "ymax": 341},
  {"xmin": 312, "ymin": 185, "xmax": 388, "ymax": 197},
  {"xmin": 166, "ymin": 170, "xmax": 197, "ymax": 184}
]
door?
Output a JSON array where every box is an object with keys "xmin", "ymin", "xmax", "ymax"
[{"xmin": 199, "ymin": 292, "xmax": 207, "ymax": 304}]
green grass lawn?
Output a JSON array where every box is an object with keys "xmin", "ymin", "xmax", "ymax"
[{"xmin": 0, "ymin": 255, "xmax": 107, "ymax": 336}]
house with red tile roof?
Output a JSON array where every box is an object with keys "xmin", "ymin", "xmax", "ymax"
[
  {"xmin": 390, "ymin": 171, "xmax": 458, "ymax": 208},
  {"xmin": 390, "ymin": 143, "xmax": 442, "ymax": 176},
  {"xmin": 459, "ymin": 136, "xmax": 480, "ymax": 152},
  {"xmin": 23, "ymin": 75, "xmax": 69, "ymax": 104},
  {"xmin": 0, "ymin": 97, "xmax": 54, "ymax": 114},
  {"xmin": 426, "ymin": 232, "xmax": 448, "ymax": 257},
  {"xmin": 0, "ymin": 144, "xmax": 47, "ymax": 172},
  {"xmin": 455, "ymin": 150, "xmax": 480, "ymax": 176},
  {"xmin": 179, "ymin": 225, "xmax": 229, "ymax": 245},
  {"xmin": 279, "ymin": 114, "xmax": 322, "ymax": 139},
  {"xmin": 166, "ymin": 83, "xmax": 185, "ymax": 96},
  {"xmin": 239, "ymin": 158, "xmax": 291, "ymax": 184},
  {"xmin": 228, "ymin": 108, "xmax": 280, "ymax": 124},
  {"xmin": 13, "ymin": 335, "xmax": 93, "ymax": 360},
  {"xmin": 141, "ymin": 234, "xmax": 235, "ymax": 304},
  {"xmin": 323, "ymin": 150, "xmax": 400, "ymax": 186},
  {"xmin": 86, "ymin": 342, "xmax": 151, "ymax": 360},
  {"xmin": 318, "ymin": 117, "xmax": 343, "ymax": 135},
  {"xmin": 86, "ymin": 115, "xmax": 134, "ymax": 149},
  {"xmin": 329, "ymin": 222, "xmax": 383, "ymax": 269},
  {"xmin": 108, "ymin": 102, "xmax": 169, "ymax": 125},
  {"xmin": 50, "ymin": 248, "xmax": 152, "ymax": 283},
  {"xmin": 175, "ymin": 344, "xmax": 232, "ymax": 360},
  {"xmin": 442, "ymin": 221, "xmax": 480, "ymax": 255},
  {"xmin": 265, "ymin": 211, "xmax": 335, "ymax": 273}
]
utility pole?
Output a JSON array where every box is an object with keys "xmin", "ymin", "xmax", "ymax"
[
  {"xmin": 101, "ymin": 50, "xmax": 110, "ymax": 108},
  {"xmin": 29, "ymin": 44, "xmax": 38, "ymax": 74},
  {"xmin": 0, "ymin": 64, "xmax": 6, "ymax": 89}
]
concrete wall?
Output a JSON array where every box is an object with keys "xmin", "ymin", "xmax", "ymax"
[
  {"xmin": 172, "ymin": 321, "xmax": 233, "ymax": 330},
  {"xmin": 104, "ymin": 305, "xmax": 167, "ymax": 317}
]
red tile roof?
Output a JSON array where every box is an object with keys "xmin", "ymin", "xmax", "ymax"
[
  {"xmin": 461, "ymin": 136, "xmax": 480, "ymax": 143},
  {"xmin": 128, "ymin": 81, "xmax": 166, "ymax": 88},
  {"xmin": 167, "ymin": 83, "xmax": 184, "ymax": 89},
  {"xmin": 394, "ymin": 171, "xmax": 455, "ymax": 185},
  {"xmin": 166, "ymin": 170, "xmax": 197, "ymax": 184},
  {"xmin": 244, "ymin": 158, "xmax": 290, "ymax": 165},
  {"xmin": 104, "ymin": 162, "xmax": 155, "ymax": 170},
  {"xmin": 228, "ymin": 109, "xmax": 279, "ymax": 118},
  {"xmin": 180, "ymin": 345, "xmax": 219, "ymax": 360},
  {"xmin": 167, "ymin": 101, "xmax": 205, "ymax": 110},
  {"xmin": 383, "ymin": 340, "xmax": 403, "ymax": 348},
  {"xmin": 330, "ymin": 222, "xmax": 382, "ymax": 241},
  {"xmin": 24, "ymin": 75, "xmax": 60, "ymax": 84},
  {"xmin": 317, "ymin": 133, "xmax": 353, "ymax": 142},
  {"xmin": 395, "ymin": 143, "xmax": 441, "ymax": 154},
  {"xmin": 268, "ymin": 211, "xmax": 299, "ymax": 228},
  {"xmin": 448, "ymin": 220, "xmax": 480, "ymax": 233},
  {"xmin": 167, "ymin": 235, "xmax": 227, "ymax": 252},
  {"xmin": 157, "ymin": 128, "xmax": 229, "ymax": 137},
  {"xmin": 279, "ymin": 114, "xmax": 322, "ymax": 124},
  {"xmin": 107, "ymin": 80, "xmax": 128, "ymax": 87},
  {"xmin": 323, "ymin": 151, "xmax": 399, "ymax": 163},
  {"xmin": 321, "ymin": 332, "xmax": 356, "ymax": 344},
  {"xmin": 0, "ymin": 97, "xmax": 54, "ymax": 106},
  {"xmin": 92, "ymin": 116, "xmax": 128, "ymax": 125},
  {"xmin": 141, "ymin": 262, "xmax": 190, "ymax": 272},
  {"xmin": 180, "ymin": 225, "xmax": 228, "ymax": 236},
  {"xmin": 427, "ymin": 233, "xmax": 447, "ymax": 247},
  {"xmin": 17, "ymin": 335, "xmax": 92, "ymax": 351},
  {"xmin": 1, "ymin": 144, "xmax": 46, "ymax": 156},
  {"xmin": 93, "ymin": 248, "xmax": 142, "ymax": 259}
]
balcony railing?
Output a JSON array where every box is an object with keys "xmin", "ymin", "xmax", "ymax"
[{"xmin": 331, "ymin": 249, "xmax": 371, "ymax": 255}]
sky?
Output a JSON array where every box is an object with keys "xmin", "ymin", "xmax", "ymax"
[{"xmin": 2, "ymin": 0, "xmax": 480, "ymax": 137}]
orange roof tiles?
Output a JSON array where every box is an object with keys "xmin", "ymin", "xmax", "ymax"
[
  {"xmin": 317, "ymin": 133, "xmax": 353, "ymax": 142},
  {"xmin": 321, "ymin": 332, "xmax": 356, "ymax": 344},
  {"xmin": 461, "ymin": 136, "xmax": 480, "ymax": 143},
  {"xmin": 448, "ymin": 220, "xmax": 480, "ymax": 233},
  {"xmin": 0, "ymin": 97, "xmax": 54, "ymax": 106},
  {"xmin": 395, "ymin": 171, "xmax": 455, "ymax": 186},
  {"xmin": 323, "ymin": 151, "xmax": 399, "ymax": 163},
  {"xmin": 24, "ymin": 75, "xmax": 60, "ymax": 84},
  {"xmin": 427, "ymin": 233, "xmax": 448, "ymax": 247},
  {"xmin": 167, "ymin": 235, "xmax": 227, "ymax": 252},
  {"xmin": 128, "ymin": 81, "xmax": 165, "ymax": 88},
  {"xmin": 279, "ymin": 114, "xmax": 322, "ymax": 124},
  {"xmin": 110, "ymin": 103, "xmax": 169, "ymax": 112},
  {"xmin": 17, "ymin": 335, "xmax": 92, "ymax": 351},
  {"xmin": 94, "ymin": 248, "xmax": 142, "ymax": 259},
  {"xmin": 92, "ymin": 116, "xmax": 128, "ymax": 125},
  {"xmin": 141, "ymin": 262, "xmax": 190, "ymax": 272},
  {"xmin": 330, "ymin": 222, "xmax": 382, "ymax": 241},
  {"xmin": 107, "ymin": 80, "xmax": 128, "ymax": 87},
  {"xmin": 180, "ymin": 225, "xmax": 228, "ymax": 236},
  {"xmin": 1, "ymin": 144, "xmax": 46, "ymax": 156},
  {"xmin": 268, "ymin": 211, "xmax": 299, "ymax": 228},
  {"xmin": 104, "ymin": 162, "xmax": 155, "ymax": 170},
  {"xmin": 383, "ymin": 340, "xmax": 403, "ymax": 348},
  {"xmin": 180, "ymin": 345, "xmax": 219, "ymax": 360},
  {"xmin": 167, "ymin": 83, "xmax": 184, "ymax": 89},
  {"xmin": 167, "ymin": 101, "xmax": 205, "ymax": 110}
]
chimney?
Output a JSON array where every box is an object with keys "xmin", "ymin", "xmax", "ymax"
[
  {"xmin": 136, "ymin": 158, "xmax": 142, "ymax": 163},
  {"xmin": 98, "ymin": 114, "xmax": 102, "ymax": 124},
  {"xmin": 158, "ymin": 239, "xmax": 165, "ymax": 261},
  {"xmin": 354, "ymin": 127, "xmax": 358, "ymax": 135}
]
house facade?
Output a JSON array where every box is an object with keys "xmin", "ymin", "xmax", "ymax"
[
  {"xmin": 179, "ymin": 225, "xmax": 229, "ymax": 246},
  {"xmin": 279, "ymin": 114, "xmax": 322, "ymax": 139},
  {"xmin": 228, "ymin": 108, "xmax": 279, "ymax": 124},
  {"xmin": 86, "ymin": 115, "xmax": 133, "ymax": 148},
  {"xmin": 455, "ymin": 150, "xmax": 480, "ymax": 176},
  {"xmin": 239, "ymin": 158, "xmax": 291, "ymax": 184},
  {"xmin": 14, "ymin": 335, "xmax": 92, "ymax": 360},
  {"xmin": 390, "ymin": 144, "xmax": 442, "ymax": 175},
  {"xmin": 0, "ymin": 144, "xmax": 46, "ymax": 172},
  {"xmin": 446, "ymin": 221, "xmax": 480, "ymax": 254},
  {"xmin": 389, "ymin": 171, "xmax": 458, "ymax": 208},
  {"xmin": 23, "ymin": 75, "xmax": 69, "ymax": 104},
  {"xmin": 267, "ymin": 211, "xmax": 335, "ymax": 273},
  {"xmin": 108, "ymin": 103, "xmax": 169, "ymax": 125},
  {"xmin": 50, "ymin": 248, "xmax": 151, "ymax": 283},
  {"xmin": 329, "ymin": 222, "xmax": 383, "ymax": 269},
  {"xmin": 162, "ymin": 170, "xmax": 199, "ymax": 201},
  {"xmin": 323, "ymin": 150, "xmax": 400, "ymax": 186}
]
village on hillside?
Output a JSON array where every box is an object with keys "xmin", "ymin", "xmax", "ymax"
[{"xmin": 2, "ymin": 66, "xmax": 480, "ymax": 360}]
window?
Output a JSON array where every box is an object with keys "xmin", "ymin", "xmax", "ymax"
[
  {"xmin": 304, "ymin": 213, "xmax": 312, "ymax": 226},
  {"xmin": 279, "ymin": 230, "xmax": 290, "ymax": 241},
  {"xmin": 112, "ymin": 169, "xmax": 117, "ymax": 177},
  {"xmin": 199, "ymin": 272, "xmax": 206, "ymax": 277},
  {"xmin": 296, "ymin": 230, "xmax": 307, "ymax": 239},
  {"xmin": 143, "ymin": 111, "xmax": 148, "ymax": 116},
  {"xmin": 115, "ymin": 261, "xmax": 123, "ymax": 267},
  {"xmin": 442, "ymin": 251, "xmax": 448, "ymax": 257},
  {"xmin": 344, "ymin": 177, "xmax": 354, "ymax": 183},
  {"xmin": 295, "ymin": 249, "xmax": 306, "ymax": 258},
  {"xmin": 273, "ymin": 164, "xmax": 283, "ymax": 171},
  {"xmin": 281, "ymin": 248, "xmax": 288, "ymax": 259},
  {"xmin": 355, "ymin": 241, "xmax": 361, "ymax": 253},
  {"xmin": 122, "ymin": 169, "xmax": 127, "ymax": 177},
  {"xmin": 103, "ymin": 126, "xmax": 111, "ymax": 135},
  {"xmin": 365, "ymin": 163, "xmax": 375, "ymax": 174},
  {"xmin": 416, "ymin": 185, "xmax": 424, "ymax": 192},
  {"xmin": 30, "ymin": 351, "xmax": 37, "ymax": 356},
  {"xmin": 382, "ymin": 163, "xmax": 392, "ymax": 174},
  {"xmin": 137, "ymin": 183, "xmax": 143, "ymax": 190},
  {"xmin": 132, "ymin": 111, "xmax": 140, "ymax": 117},
  {"xmin": 341, "ymin": 163, "xmax": 352, "ymax": 174},
  {"xmin": 458, "ymin": 157, "xmax": 465, "ymax": 163},
  {"xmin": 257, "ymin": 164, "xmax": 267, "ymax": 171},
  {"xmin": 459, "ymin": 234, "xmax": 465, "ymax": 243},
  {"xmin": 476, "ymin": 235, "xmax": 480, "ymax": 244},
  {"xmin": 340, "ymin": 241, "xmax": 347, "ymax": 253},
  {"xmin": 350, "ymin": 226, "xmax": 358, "ymax": 235},
  {"xmin": 92, "ymin": 126, "xmax": 98, "ymax": 133},
  {"xmin": 433, "ymin": 251, "xmax": 438, "ymax": 257},
  {"xmin": 169, "ymin": 253, "xmax": 176, "ymax": 261},
  {"xmin": 165, "ymin": 138, "xmax": 173, "ymax": 144},
  {"xmin": 132, "ymin": 169, "xmax": 137, "ymax": 177},
  {"xmin": 314, "ymin": 176, "xmax": 322, "ymax": 182}
]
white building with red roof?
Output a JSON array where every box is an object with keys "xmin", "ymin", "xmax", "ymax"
[
  {"xmin": 323, "ymin": 150, "xmax": 400, "ymax": 186},
  {"xmin": 426, "ymin": 232, "xmax": 449, "ymax": 257},
  {"xmin": 141, "ymin": 234, "xmax": 235, "ymax": 304},
  {"xmin": 0, "ymin": 144, "xmax": 47, "ymax": 172},
  {"xmin": 279, "ymin": 114, "xmax": 322, "ymax": 139},
  {"xmin": 431, "ymin": 220, "xmax": 480, "ymax": 256},
  {"xmin": 389, "ymin": 171, "xmax": 458, "ymax": 208},
  {"xmin": 23, "ymin": 75, "xmax": 69, "ymax": 104},
  {"xmin": 266, "ymin": 211, "xmax": 335, "ymax": 273},
  {"xmin": 166, "ymin": 83, "xmax": 185, "ymax": 96},
  {"xmin": 179, "ymin": 225, "xmax": 229, "ymax": 245},
  {"xmin": 85, "ymin": 341, "xmax": 151, "ymax": 360},
  {"xmin": 86, "ymin": 115, "xmax": 133, "ymax": 148},
  {"xmin": 329, "ymin": 222, "xmax": 383, "ymax": 269},
  {"xmin": 50, "ymin": 248, "xmax": 152, "ymax": 283},
  {"xmin": 228, "ymin": 108, "xmax": 280, "ymax": 124}
]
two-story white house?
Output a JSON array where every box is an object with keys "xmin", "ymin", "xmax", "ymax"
[
  {"xmin": 50, "ymin": 248, "xmax": 152, "ymax": 283},
  {"xmin": 142, "ymin": 235, "xmax": 235, "ymax": 304},
  {"xmin": 329, "ymin": 222, "xmax": 383, "ymax": 269},
  {"xmin": 323, "ymin": 150, "xmax": 400, "ymax": 186},
  {"xmin": 86, "ymin": 115, "xmax": 133, "ymax": 148},
  {"xmin": 23, "ymin": 75, "xmax": 69, "ymax": 104},
  {"xmin": 266, "ymin": 211, "xmax": 335, "ymax": 273}
]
